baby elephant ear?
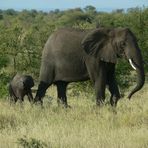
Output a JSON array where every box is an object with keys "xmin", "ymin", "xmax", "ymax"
[
  {"xmin": 23, "ymin": 76, "xmax": 34, "ymax": 89},
  {"xmin": 81, "ymin": 29, "xmax": 117, "ymax": 63}
]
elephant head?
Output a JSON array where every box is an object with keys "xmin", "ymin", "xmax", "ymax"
[
  {"xmin": 81, "ymin": 28, "xmax": 145, "ymax": 99},
  {"xmin": 14, "ymin": 74, "xmax": 34, "ymax": 90}
]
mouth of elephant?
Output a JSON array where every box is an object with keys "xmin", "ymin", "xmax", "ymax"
[
  {"xmin": 116, "ymin": 49, "xmax": 126, "ymax": 58},
  {"xmin": 115, "ymin": 47, "xmax": 140, "ymax": 71}
]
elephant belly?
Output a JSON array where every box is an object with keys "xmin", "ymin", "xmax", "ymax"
[{"xmin": 54, "ymin": 59, "xmax": 89, "ymax": 82}]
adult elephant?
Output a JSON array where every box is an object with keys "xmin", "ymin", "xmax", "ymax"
[
  {"xmin": 9, "ymin": 74, "xmax": 34, "ymax": 104},
  {"xmin": 34, "ymin": 27, "xmax": 145, "ymax": 107}
]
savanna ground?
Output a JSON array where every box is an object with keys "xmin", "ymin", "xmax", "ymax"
[{"xmin": 0, "ymin": 82, "xmax": 148, "ymax": 148}]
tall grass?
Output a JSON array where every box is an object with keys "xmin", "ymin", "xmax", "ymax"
[{"xmin": 0, "ymin": 84, "xmax": 148, "ymax": 148}]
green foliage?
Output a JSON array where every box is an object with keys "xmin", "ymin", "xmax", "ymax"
[
  {"xmin": 56, "ymin": 9, "xmax": 92, "ymax": 27},
  {"xmin": 116, "ymin": 60, "xmax": 132, "ymax": 89},
  {"xmin": 0, "ymin": 70, "xmax": 11, "ymax": 98},
  {"xmin": 0, "ymin": 7, "xmax": 147, "ymax": 97},
  {"xmin": 0, "ymin": 55, "xmax": 9, "ymax": 69},
  {"xmin": 17, "ymin": 136, "xmax": 48, "ymax": 148}
]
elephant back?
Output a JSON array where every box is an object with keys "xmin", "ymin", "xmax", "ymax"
[
  {"xmin": 12, "ymin": 74, "xmax": 24, "ymax": 89},
  {"xmin": 11, "ymin": 74, "xmax": 34, "ymax": 89}
]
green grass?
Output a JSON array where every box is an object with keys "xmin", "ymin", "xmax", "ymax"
[{"xmin": 0, "ymin": 84, "xmax": 148, "ymax": 148}]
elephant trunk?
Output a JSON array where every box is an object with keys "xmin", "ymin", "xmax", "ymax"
[{"xmin": 128, "ymin": 59, "xmax": 145, "ymax": 99}]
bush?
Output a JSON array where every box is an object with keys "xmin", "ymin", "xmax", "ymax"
[
  {"xmin": 0, "ymin": 7, "xmax": 147, "ymax": 98},
  {"xmin": 17, "ymin": 136, "xmax": 48, "ymax": 148},
  {"xmin": 0, "ymin": 70, "xmax": 11, "ymax": 98}
]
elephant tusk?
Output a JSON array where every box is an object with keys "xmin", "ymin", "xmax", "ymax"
[{"xmin": 129, "ymin": 59, "xmax": 136, "ymax": 70}]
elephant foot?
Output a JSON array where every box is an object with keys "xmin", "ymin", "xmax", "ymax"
[
  {"xmin": 57, "ymin": 100, "xmax": 71, "ymax": 109},
  {"xmin": 110, "ymin": 96, "xmax": 120, "ymax": 107},
  {"xmin": 58, "ymin": 103, "xmax": 71, "ymax": 109},
  {"xmin": 110, "ymin": 102, "xmax": 117, "ymax": 107},
  {"xmin": 34, "ymin": 96, "xmax": 43, "ymax": 105},
  {"xmin": 65, "ymin": 104, "xmax": 71, "ymax": 108},
  {"xmin": 110, "ymin": 99, "xmax": 119, "ymax": 107},
  {"xmin": 96, "ymin": 99, "xmax": 105, "ymax": 106},
  {"xmin": 34, "ymin": 100, "xmax": 43, "ymax": 106}
]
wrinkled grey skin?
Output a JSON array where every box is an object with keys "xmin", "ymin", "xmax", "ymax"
[
  {"xmin": 9, "ymin": 74, "xmax": 34, "ymax": 104},
  {"xmin": 34, "ymin": 27, "xmax": 145, "ymax": 107}
]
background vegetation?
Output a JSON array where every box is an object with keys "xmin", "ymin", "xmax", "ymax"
[
  {"xmin": 0, "ymin": 6, "xmax": 147, "ymax": 98},
  {"xmin": 0, "ymin": 6, "xmax": 148, "ymax": 97}
]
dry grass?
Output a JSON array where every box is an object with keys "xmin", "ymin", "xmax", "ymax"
[{"xmin": 0, "ymin": 83, "xmax": 148, "ymax": 148}]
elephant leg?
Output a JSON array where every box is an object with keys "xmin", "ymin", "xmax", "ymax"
[
  {"xmin": 107, "ymin": 78, "xmax": 120, "ymax": 106},
  {"xmin": 10, "ymin": 94, "xmax": 18, "ymax": 104},
  {"xmin": 19, "ymin": 93, "xmax": 24, "ymax": 103},
  {"xmin": 27, "ymin": 89, "xmax": 33, "ymax": 103},
  {"xmin": 94, "ymin": 63, "xmax": 107, "ymax": 106},
  {"xmin": 56, "ymin": 81, "xmax": 69, "ymax": 108},
  {"xmin": 107, "ymin": 64, "xmax": 121, "ymax": 106},
  {"xmin": 95, "ymin": 77, "xmax": 106, "ymax": 106},
  {"xmin": 34, "ymin": 81, "xmax": 50, "ymax": 105},
  {"xmin": 86, "ymin": 60, "xmax": 107, "ymax": 106}
]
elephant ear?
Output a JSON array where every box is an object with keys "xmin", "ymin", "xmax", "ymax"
[
  {"xmin": 81, "ymin": 29, "xmax": 117, "ymax": 63},
  {"xmin": 23, "ymin": 76, "xmax": 34, "ymax": 89}
]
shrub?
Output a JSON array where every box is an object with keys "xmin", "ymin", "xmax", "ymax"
[{"xmin": 17, "ymin": 136, "xmax": 48, "ymax": 148}]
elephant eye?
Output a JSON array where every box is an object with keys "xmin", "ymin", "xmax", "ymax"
[{"xmin": 120, "ymin": 41, "xmax": 126, "ymax": 48}]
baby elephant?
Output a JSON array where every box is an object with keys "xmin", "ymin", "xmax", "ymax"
[{"xmin": 8, "ymin": 74, "xmax": 34, "ymax": 104}]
